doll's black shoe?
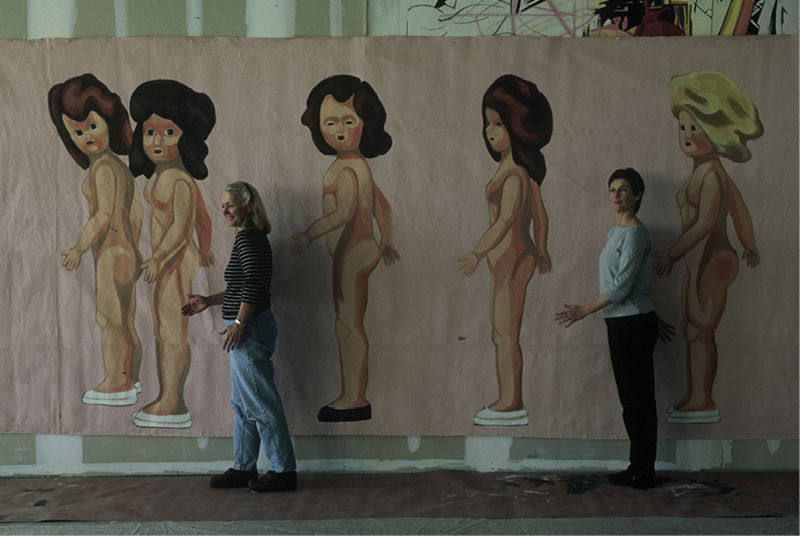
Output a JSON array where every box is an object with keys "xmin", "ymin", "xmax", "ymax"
[{"xmin": 317, "ymin": 404, "xmax": 372, "ymax": 422}]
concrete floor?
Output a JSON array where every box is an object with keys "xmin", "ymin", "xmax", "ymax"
[{"xmin": 1, "ymin": 517, "xmax": 798, "ymax": 534}]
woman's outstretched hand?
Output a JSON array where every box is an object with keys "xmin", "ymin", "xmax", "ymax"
[
  {"xmin": 555, "ymin": 304, "xmax": 587, "ymax": 328},
  {"xmin": 181, "ymin": 294, "xmax": 209, "ymax": 316}
]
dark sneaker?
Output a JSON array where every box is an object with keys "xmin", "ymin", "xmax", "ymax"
[
  {"xmin": 248, "ymin": 470, "xmax": 298, "ymax": 492},
  {"xmin": 210, "ymin": 468, "xmax": 258, "ymax": 488}
]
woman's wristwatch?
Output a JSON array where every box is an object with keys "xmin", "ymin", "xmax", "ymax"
[{"xmin": 234, "ymin": 318, "xmax": 245, "ymax": 326}]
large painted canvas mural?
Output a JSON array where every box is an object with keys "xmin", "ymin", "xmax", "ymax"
[{"xmin": 0, "ymin": 35, "xmax": 796, "ymax": 439}]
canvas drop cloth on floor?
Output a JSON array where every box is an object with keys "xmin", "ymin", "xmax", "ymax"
[{"xmin": 1, "ymin": 471, "xmax": 796, "ymax": 522}]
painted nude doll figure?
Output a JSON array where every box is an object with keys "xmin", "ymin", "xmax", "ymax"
[
  {"xmin": 459, "ymin": 74, "xmax": 552, "ymax": 426},
  {"xmin": 654, "ymin": 71, "xmax": 763, "ymax": 424},
  {"xmin": 128, "ymin": 80, "xmax": 215, "ymax": 428},
  {"xmin": 293, "ymin": 75, "xmax": 399, "ymax": 423},
  {"xmin": 48, "ymin": 74, "xmax": 144, "ymax": 407}
]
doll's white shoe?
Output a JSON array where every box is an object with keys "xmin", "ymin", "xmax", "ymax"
[
  {"xmin": 666, "ymin": 407, "xmax": 720, "ymax": 424},
  {"xmin": 473, "ymin": 407, "xmax": 529, "ymax": 426},
  {"xmin": 81, "ymin": 387, "xmax": 138, "ymax": 406},
  {"xmin": 131, "ymin": 409, "xmax": 192, "ymax": 428}
]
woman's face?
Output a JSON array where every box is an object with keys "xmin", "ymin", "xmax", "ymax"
[
  {"xmin": 142, "ymin": 114, "xmax": 182, "ymax": 164},
  {"xmin": 484, "ymin": 107, "xmax": 510, "ymax": 153},
  {"xmin": 677, "ymin": 109, "xmax": 713, "ymax": 158},
  {"xmin": 320, "ymin": 95, "xmax": 363, "ymax": 152},
  {"xmin": 62, "ymin": 111, "xmax": 110, "ymax": 156},
  {"xmin": 608, "ymin": 178, "xmax": 640, "ymax": 214},
  {"xmin": 221, "ymin": 191, "xmax": 248, "ymax": 228}
]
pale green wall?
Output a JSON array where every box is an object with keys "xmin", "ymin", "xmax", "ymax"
[{"xmin": 0, "ymin": 0, "xmax": 796, "ymax": 477}]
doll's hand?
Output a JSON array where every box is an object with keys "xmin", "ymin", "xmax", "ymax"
[
  {"xmin": 291, "ymin": 233, "xmax": 310, "ymax": 255},
  {"xmin": 742, "ymin": 248, "xmax": 760, "ymax": 267},
  {"xmin": 140, "ymin": 258, "xmax": 160, "ymax": 283},
  {"xmin": 458, "ymin": 253, "xmax": 480, "ymax": 275},
  {"xmin": 60, "ymin": 247, "xmax": 82, "ymax": 271},
  {"xmin": 653, "ymin": 253, "xmax": 673, "ymax": 276},
  {"xmin": 537, "ymin": 250, "xmax": 552, "ymax": 274},
  {"xmin": 380, "ymin": 243, "xmax": 400, "ymax": 266}
]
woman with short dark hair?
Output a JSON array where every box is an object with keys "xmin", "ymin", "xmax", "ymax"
[{"xmin": 556, "ymin": 167, "xmax": 669, "ymax": 489}]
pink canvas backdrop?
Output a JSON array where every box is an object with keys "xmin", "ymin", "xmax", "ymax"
[{"xmin": 0, "ymin": 35, "xmax": 796, "ymax": 438}]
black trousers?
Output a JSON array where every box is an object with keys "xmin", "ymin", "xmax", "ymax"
[{"xmin": 605, "ymin": 311, "xmax": 659, "ymax": 475}]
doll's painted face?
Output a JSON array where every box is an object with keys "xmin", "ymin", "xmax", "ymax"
[
  {"xmin": 320, "ymin": 95, "xmax": 363, "ymax": 152},
  {"xmin": 677, "ymin": 109, "xmax": 713, "ymax": 158},
  {"xmin": 62, "ymin": 111, "xmax": 109, "ymax": 155},
  {"xmin": 484, "ymin": 107, "xmax": 510, "ymax": 153},
  {"xmin": 142, "ymin": 114, "xmax": 182, "ymax": 164}
]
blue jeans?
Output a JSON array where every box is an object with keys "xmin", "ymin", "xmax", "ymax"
[{"xmin": 226, "ymin": 309, "xmax": 296, "ymax": 473}]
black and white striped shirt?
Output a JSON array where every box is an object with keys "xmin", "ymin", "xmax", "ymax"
[{"xmin": 222, "ymin": 227, "xmax": 272, "ymax": 319}]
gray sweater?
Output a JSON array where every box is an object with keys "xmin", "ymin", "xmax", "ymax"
[{"xmin": 598, "ymin": 224, "xmax": 655, "ymax": 319}]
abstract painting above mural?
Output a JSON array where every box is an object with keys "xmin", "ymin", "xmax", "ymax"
[{"xmin": 400, "ymin": 0, "xmax": 796, "ymax": 37}]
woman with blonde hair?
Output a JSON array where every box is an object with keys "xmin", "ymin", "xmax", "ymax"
[
  {"xmin": 654, "ymin": 70, "xmax": 762, "ymax": 424},
  {"xmin": 183, "ymin": 181, "xmax": 297, "ymax": 492}
]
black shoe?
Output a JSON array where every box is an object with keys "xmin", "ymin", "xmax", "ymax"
[
  {"xmin": 248, "ymin": 470, "xmax": 298, "ymax": 492},
  {"xmin": 210, "ymin": 468, "xmax": 258, "ymax": 488},
  {"xmin": 607, "ymin": 468, "xmax": 661, "ymax": 489},
  {"xmin": 607, "ymin": 469, "xmax": 636, "ymax": 487},
  {"xmin": 632, "ymin": 474, "xmax": 662, "ymax": 489},
  {"xmin": 317, "ymin": 404, "xmax": 372, "ymax": 422}
]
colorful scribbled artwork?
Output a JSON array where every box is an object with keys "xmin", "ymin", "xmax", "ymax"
[
  {"xmin": 293, "ymin": 75, "xmax": 399, "ymax": 423},
  {"xmin": 402, "ymin": 0, "xmax": 795, "ymax": 36}
]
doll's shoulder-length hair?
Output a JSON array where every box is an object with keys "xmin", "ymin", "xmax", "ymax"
[
  {"xmin": 129, "ymin": 79, "xmax": 216, "ymax": 179},
  {"xmin": 670, "ymin": 71, "xmax": 763, "ymax": 163},
  {"xmin": 300, "ymin": 74, "xmax": 392, "ymax": 158},
  {"xmin": 482, "ymin": 74, "xmax": 553, "ymax": 186},
  {"xmin": 48, "ymin": 73, "xmax": 133, "ymax": 170}
]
